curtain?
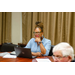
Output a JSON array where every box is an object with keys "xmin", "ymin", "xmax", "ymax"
[
  {"xmin": 22, "ymin": 12, "xmax": 75, "ymax": 53},
  {"xmin": 0, "ymin": 12, "xmax": 11, "ymax": 45}
]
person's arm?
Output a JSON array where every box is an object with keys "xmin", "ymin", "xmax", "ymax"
[
  {"xmin": 39, "ymin": 40, "xmax": 51, "ymax": 55},
  {"xmin": 35, "ymin": 38, "xmax": 51, "ymax": 56},
  {"xmin": 35, "ymin": 38, "xmax": 47, "ymax": 54},
  {"xmin": 32, "ymin": 52, "xmax": 42, "ymax": 56},
  {"xmin": 43, "ymin": 40, "xmax": 51, "ymax": 56},
  {"xmin": 39, "ymin": 43, "xmax": 46, "ymax": 54}
]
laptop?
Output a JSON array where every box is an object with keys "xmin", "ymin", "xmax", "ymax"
[{"xmin": 14, "ymin": 47, "xmax": 37, "ymax": 59}]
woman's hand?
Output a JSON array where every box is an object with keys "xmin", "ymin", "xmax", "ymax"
[
  {"xmin": 32, "ymin": 52, "xmax": 42, "ymax": 56},
  {"xmin": 35, "ymin": 38, "xmax": 41, "ymax": 43},
  {"xmin": 36, "ymin": 52, "xmax": 42, "ymax": 56}
]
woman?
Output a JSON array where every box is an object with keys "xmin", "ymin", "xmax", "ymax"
[{"xmin": 25, "ymin": 21, "xmax": 51, "ymax": 56}]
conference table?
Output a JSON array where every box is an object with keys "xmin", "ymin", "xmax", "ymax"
[{"xmin": 0, "ymin": 52, "xmax": 54, "ymax": 62}]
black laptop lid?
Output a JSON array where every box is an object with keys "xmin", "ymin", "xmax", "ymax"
[{"xmin": 14, "ymin": 47, "xmax": 35, "ymax": 58}]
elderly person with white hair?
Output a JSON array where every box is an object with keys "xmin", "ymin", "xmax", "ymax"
[{"xmin": 52, "ymin": 42, "xmax": 75, "ymax": 62}]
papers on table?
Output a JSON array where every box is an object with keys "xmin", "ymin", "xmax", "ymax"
[
  {"xmin": 36, "ymin": 58, "xmax": 51, "ymax": 62},
  {"xmin": 3, "ymin": 54, "xmax": 17, "ymax": 58},
  {"xmin": 0, "ymin": 52, "xmax": 16, "ymax": 58},
  {"xmin": 0, "ymin": 52, "xmax": 9, "ymax": 56}
]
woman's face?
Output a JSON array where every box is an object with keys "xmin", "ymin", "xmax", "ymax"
[{"xmin": 34, "ymin": 28, "xmax": 43, "ymax": 38}]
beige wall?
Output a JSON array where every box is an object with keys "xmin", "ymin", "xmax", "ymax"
[{"xmin": 11, "ymin": 12, "xmax": 22, "ymax": 45}]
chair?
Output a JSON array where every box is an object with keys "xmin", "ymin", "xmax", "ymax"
[
  {"xmin": 48, "ymin": 45, "xmax": 54, "ymax": 56},
  {"xmin": 0, "ymin": 44, "xmax": 2, "ymax": 51},
  {"xmin": 0, "ymin": 43, "xmax": 18, "ymax": 52},
  {"xmin": 18, "ymin": 43, "xmax": 26, "ymax": 47}
]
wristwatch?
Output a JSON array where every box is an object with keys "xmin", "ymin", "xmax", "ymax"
[{"xmin": 38, "ymin": 41, "xmax": 42, "ymax": 44}]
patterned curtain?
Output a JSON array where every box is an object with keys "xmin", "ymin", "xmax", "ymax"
[{"xmin": 0, "ymin": 12, "xmax": 11, "ymax": 44}]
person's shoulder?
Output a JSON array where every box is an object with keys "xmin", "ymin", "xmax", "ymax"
[
  {"xmin": 30, "ymin": 38, "xmax": 35, "ymax": 41},
  {"xmin": 44, "ymin": 37, "xmax": 51, "ymax": 42},
  {"xmin": 43, "ymin": 37, "xmax": 51, "ymax": 44}
]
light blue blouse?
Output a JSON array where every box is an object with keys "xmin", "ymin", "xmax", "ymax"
[{"xmin": 25, "ymin": 37, "xmax": 51, "ymax": 56}]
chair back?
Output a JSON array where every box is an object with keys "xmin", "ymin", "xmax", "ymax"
[
  {"xmin": 1, "ymin": 43, "xmax": 18, "ymax": 52},
  {"xmin": 48, "ymin": 45, "xmax": 54, "ymax": 56}
]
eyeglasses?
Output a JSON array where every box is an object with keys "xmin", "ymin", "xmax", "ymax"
[
  {"xmin": 52, "ymin": 55, "xmax": 68, "ymax": 59},
  {"xmin": 33, "ymin": 32, "xmax": 42, "ymax": 34}
]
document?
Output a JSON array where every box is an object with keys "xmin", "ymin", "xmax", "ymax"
[
  {"xmin": 36, "ymin": 58, "xmax": 51, "ymax": 62},
  {"xmin": 3, "ymin": 54, "xmax": 17, "ymax": 58},
  {"xmin": 0, "ymin": 52, "xmax": 9, "ymax": 56}
]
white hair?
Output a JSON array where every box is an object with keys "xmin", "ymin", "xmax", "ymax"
[{"xmin": 53, "ymin": 42, "xmax": 74, "ymax": 60}]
